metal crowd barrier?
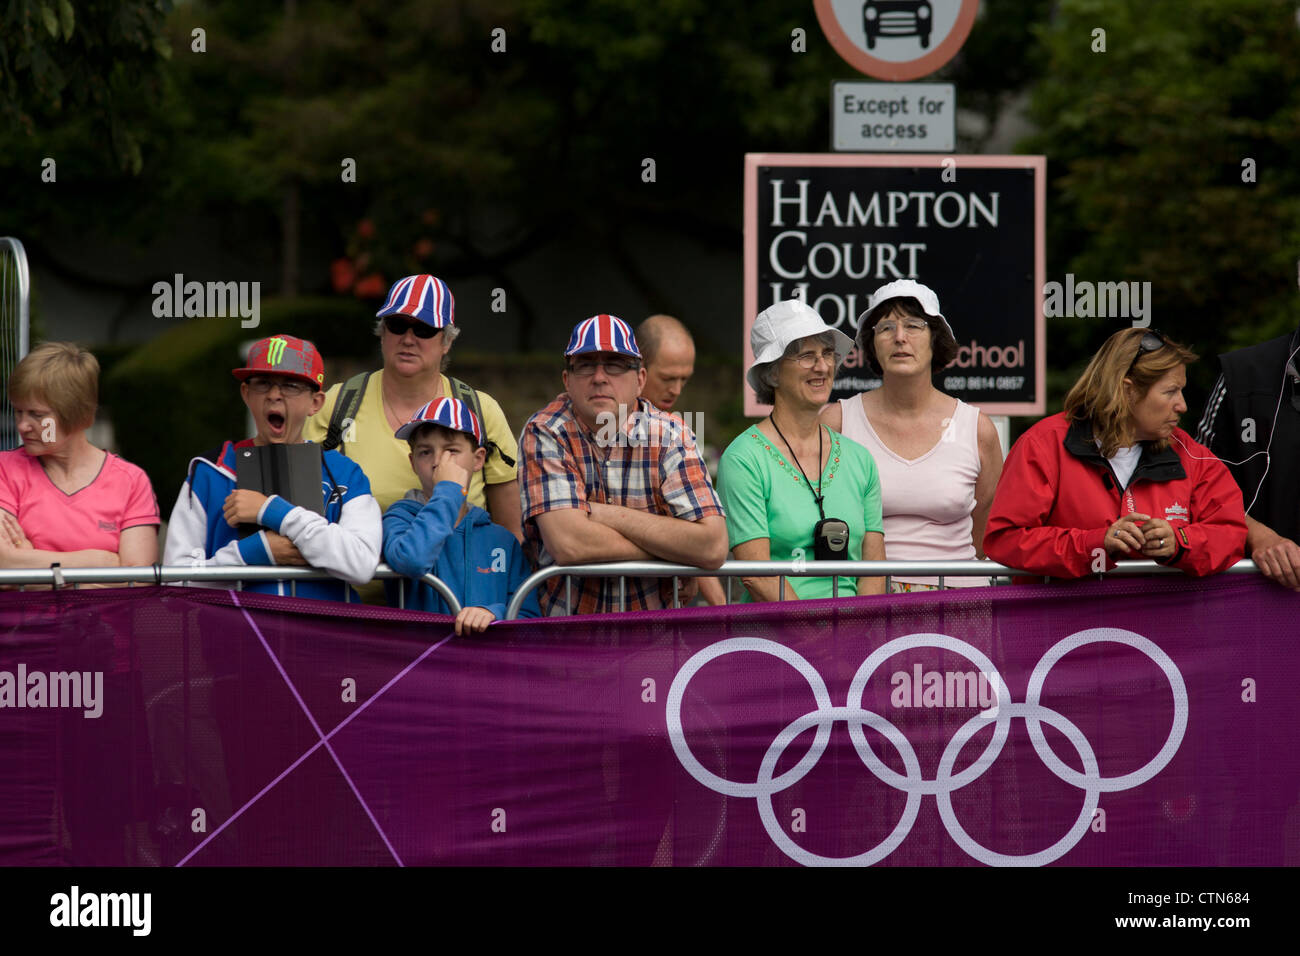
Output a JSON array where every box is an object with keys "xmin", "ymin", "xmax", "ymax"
[
  {"xmin": 0, "ymin": 563, "xmax": 463, "ymax": 614},
  {"xmin": 0, "ymin": 559, "xmax": 1264, "ymax": 623},
  {"xmin": 1, "ymin": 236, "xmax": 31, "ymax": 452},
  {"xmin": 503, "ymin": 558, "xmax": 1263, "ymax": 619}
]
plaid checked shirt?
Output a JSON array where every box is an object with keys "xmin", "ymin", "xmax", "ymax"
[{"xmin": 520, "ymin": 394, "xmax": 725, "ymax": 615}]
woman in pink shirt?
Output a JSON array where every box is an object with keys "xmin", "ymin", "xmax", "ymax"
[
  {"xmin": 1, "ymin": 341, "xmax": 159, "ymax": 865},
  {"xmin": 0, "ymin": 342, "xmax": 159, "ymax": 574},
  {"xmin": 820, "ymin": 281, "xmax": 1003, "ymax": 591}
]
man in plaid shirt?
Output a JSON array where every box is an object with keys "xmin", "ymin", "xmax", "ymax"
[{"xmin": 519, "ymin": 314, "xmax": 728, "ymax": 615}]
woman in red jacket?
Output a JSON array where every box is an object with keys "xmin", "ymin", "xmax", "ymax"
[{"xmin": 984, "ymin": 328, "xmax": 1246, "ymax": 577}]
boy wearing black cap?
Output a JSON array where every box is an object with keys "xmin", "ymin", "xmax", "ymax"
[{"xmin": 163, "ymin": 333, "xmax": 381, "ymax": 601}]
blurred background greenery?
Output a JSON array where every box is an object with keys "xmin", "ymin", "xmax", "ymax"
[{"xmin": 3, "ymin": 0, "xmax": 1299, "ymax": 498}]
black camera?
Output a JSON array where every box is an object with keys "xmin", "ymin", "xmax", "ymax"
[{"xmin": 813, "ymin": 517, "xmax": 850, "ymax": 562}]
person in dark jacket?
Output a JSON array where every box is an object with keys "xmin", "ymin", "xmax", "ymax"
[
  {"xmin": 383, "ymin": 397, "xmax": 539, "ymax": 631},
  {"xmin": 985, "ymin": 328, "xmax": 1247, "ymax": 578},
  {"xmin": 1195, "ymin": 317, "xmax": 1300, "ymax": 591}
]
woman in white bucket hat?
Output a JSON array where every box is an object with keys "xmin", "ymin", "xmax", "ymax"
[
  {"xmin": 717, "ymin": 300, "xmax": 886, "ymax": 602},
  {"xmin": 819, "ymin": 280, "xmax": 1003, "ymax": 592}
]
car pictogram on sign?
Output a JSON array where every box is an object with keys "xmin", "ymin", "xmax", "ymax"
[{"xmin": 863, "ymin": 0, "xmax": 933, "ymax": 49}]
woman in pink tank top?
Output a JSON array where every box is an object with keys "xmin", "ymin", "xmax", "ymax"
[{"xmin": 819, "ymin": 281, "xmax": 1004, "ymax": 590}]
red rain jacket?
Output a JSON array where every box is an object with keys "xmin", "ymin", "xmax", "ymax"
[{"xmin": 984, "ymin": 413, "xmax": 1246, "ymax": 578}]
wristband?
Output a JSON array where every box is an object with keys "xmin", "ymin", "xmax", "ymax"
[{"xmin": 1157, "ymin": 528, "xmax": 1189, "ymax": 566}]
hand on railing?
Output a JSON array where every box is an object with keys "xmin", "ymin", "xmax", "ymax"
[
  {"xmin": 1250, "ymin": 531, "xmax": 1300, "ymax": 592},
  {"xmin": 454, "ymin": 606, "xmax": 496, "ymax": 636}
]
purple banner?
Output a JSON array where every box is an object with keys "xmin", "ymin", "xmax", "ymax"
[{"xmin": 0, "ymin": 577, "xmax": 1296, "ymax": 866}]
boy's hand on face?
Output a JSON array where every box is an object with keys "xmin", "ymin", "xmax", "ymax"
[
  {"xmin": 431, "ymin": 450, "xmax": 470, "ymax": 492},
  {"xmin": 223, "ymin": 489, "xmax": 270, "ymax": 528},
  {"xmin": 454, "ymin": 605, "xmax": 496, "ymax": 636}
]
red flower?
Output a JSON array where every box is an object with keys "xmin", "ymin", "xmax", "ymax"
[
  {"xmin": 354, "ymin": 273, "xmax": 386, "ymax": 299},
  {"xmin": 357, "ymin": 219, "xmax": 376, "ymax": 239},
  {"xmin": 330, "ymin": 258, "xmax": 356, "ymax": 294}
]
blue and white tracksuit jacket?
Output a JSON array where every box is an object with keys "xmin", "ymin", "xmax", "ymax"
[
  {"xmin": 163, "ymin": 440, "xmax": 381, "ymax": 601},
  {"xmin": 382, "ymin": 482, "xmax": 541, "ymax": 620}
]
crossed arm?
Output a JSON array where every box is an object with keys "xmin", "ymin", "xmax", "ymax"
[
  {"xmin": 534, "ymin": 505, "xmax": 727, "ymax": 569},
  {"xmin": 0, "ymin": 509, "xmax": 157, "ymax": 586}
]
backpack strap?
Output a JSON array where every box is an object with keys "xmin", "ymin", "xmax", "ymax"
[
  {"xmin": 447, "ymin": 375, "xmax": 515, "ymax": 467},
  {"xmin": 323, "ymin": 371, "xmax": 373, "ymax": 452}
]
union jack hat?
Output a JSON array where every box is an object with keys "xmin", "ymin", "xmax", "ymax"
[
  {"xmin": 394, "ymin": 397, "xmax": 484, "ymax": 446},
  {"xmin": 376, "ymin": 274, "xmax": 455, "ymax": 329},
  {"xmin": 564, "ymin": 314, "xmax": 641, "ymax": 360},
  {"xmin": 232, "ymin": 334, "xmax": 326, "ymax": 389}
]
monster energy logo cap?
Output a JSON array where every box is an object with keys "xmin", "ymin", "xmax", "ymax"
[{"xmin": 232, "ymin": 333, "xmax": 326, "ymax": 388}]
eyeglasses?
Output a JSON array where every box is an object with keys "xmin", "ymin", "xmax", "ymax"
[
  {"xmin": 1127, "ymin": 330, "xmax": 1167, "ymax": 373},
  {"xmin": 383, "ymin": 316, "xmax": 441, "ymax": 339},
  {"xmin": 784, "ymin": 347, "xmax": 838, "ymax": 369},
  {"xmin": 872, "ymin": 317, "xmax": 929, "ymax": 337},
  {"xmin": 568, "ymin": 358, "xmax": 640, "ymax": 377},
  {"xmin": 244, "ymin": 377, "xmax": 315, "ymax": 396}
]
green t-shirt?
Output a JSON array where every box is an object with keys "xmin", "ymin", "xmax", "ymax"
[{"xmin": 718, "ymin": 424, "xmax": 883, "ymax": 601}]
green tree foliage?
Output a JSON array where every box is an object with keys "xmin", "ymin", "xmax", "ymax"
[
  {"xmin": 3, "ymin": 1, "xmax": 1054, "ymax": 347},
  {"xmin": 944, "ymin": 0, "xmax": 1056, "ymax": 148},
  {"xmin": 1026, "ymin": 0, "xmax": 1300, "ymax": 396},
  {"xmin": 0, "ymin": 0, "xmax": 174, "ymax": 172}
]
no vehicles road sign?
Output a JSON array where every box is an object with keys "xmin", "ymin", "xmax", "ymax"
[{"xmin": 814, "ymin": 0, "xmax": 980, "ymax": 81}]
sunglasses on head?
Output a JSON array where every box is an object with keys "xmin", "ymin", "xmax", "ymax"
[
  {"xmin": 1127, "ymin": 329, "xmax": 1167, "ymax": 373},
  {"xmin": 383, "ymin": 316, "xmax": 440, "ymax": 339}
]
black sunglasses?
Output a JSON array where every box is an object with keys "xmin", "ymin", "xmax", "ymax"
[
  {"xmin": 1127, "ymin": 329, "xmax": 1166, "ymax": 373},
  {"xmin": 383, "ymin": 316, "xmax": 440, "ymax": 339}
]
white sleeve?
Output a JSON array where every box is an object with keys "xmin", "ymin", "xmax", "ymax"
[
  {"xmin": 162, "ymin": 482, "xmax": 249, "ymax": 580},
  {"xmin": 269, "ymin": 494, "xmax": 382, "ymax": 587}
]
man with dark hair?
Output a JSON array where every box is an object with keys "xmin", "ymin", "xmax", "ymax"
[
  {"xmin": 636, "ymin": 314, "xmax": 696, "ymax": 413},
  {"xmin": 1196, "ymin": 300, "xmax": 1300, "ymax": 590}
]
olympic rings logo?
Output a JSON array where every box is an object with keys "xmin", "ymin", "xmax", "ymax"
[{"xmin": 665, "ymin": 629, "xmax": 1187, "ymax": 867}]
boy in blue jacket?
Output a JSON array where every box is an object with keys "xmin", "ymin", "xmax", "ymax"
[
  {"xmin": 164, "ymin": 334, "xmax": 381, "ymax": 600},
  {"xmin": 383, "ymin": 398, "xmax": 540, "ymax": 632}
]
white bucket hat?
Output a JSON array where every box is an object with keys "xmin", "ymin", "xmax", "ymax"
[
  {"xmin": 746, "ymin": 299, "xmax": 855, "ymax": 392},
  {"xmin": 858, "ymin": 279, "xmax": 955, "ymax": 339}
]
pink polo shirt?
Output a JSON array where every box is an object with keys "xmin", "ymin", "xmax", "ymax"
[{"xmin": 0, "ymin": 448, "xmax": 159, "ymax": 552}]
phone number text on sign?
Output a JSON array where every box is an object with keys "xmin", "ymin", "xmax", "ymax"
[{"xmin": 944, "ymin": 376, "xmax": 1026, "ymax": 391}]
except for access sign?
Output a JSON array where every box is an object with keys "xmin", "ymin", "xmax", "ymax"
[
  {"xmin": 814, "ymin": 0, "xmax": 981, "ymax": 82},
  {"xmin": 833, "ymin": 82, "xmax": 954, "ymax": 152}
]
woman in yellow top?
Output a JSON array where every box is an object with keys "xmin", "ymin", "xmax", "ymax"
[{"xmin": 304, "ymin": 274, "xmax": 521, "ymax": 539}]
